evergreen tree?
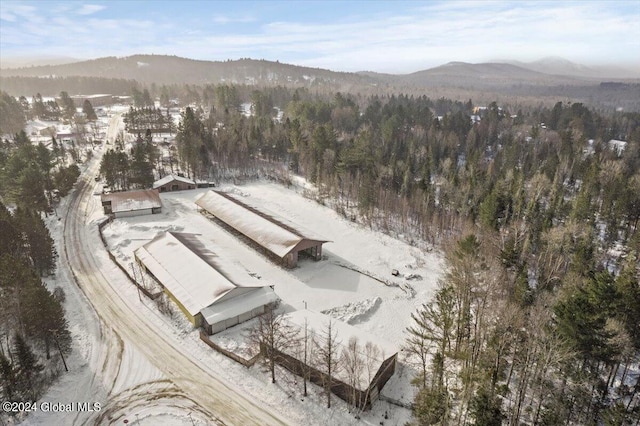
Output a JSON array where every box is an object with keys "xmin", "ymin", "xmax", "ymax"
[
  {"xmin": 176, "ymin": 107, "xmax": 204, "ymax": 178},
  {"xmin": 129, "ymin": 143, "xmax": 154, "ymax": 188},
  {"xmin": 57, "ymin": 91, "xmax": 76, "ymax": 121},
  {"xmin": 12, "ymin": 333, "xmax": 43, "ymax": 399},
  {"xmin": 15, "ymin": 209, "xmax": 57, "ymax": 276},
  {"xmin": 0, "ymin": 353, "xmax": 16, "ymax": 401},
  {"xmin": 82, "ymin": 99, "xmax": 97, "ymax": 121},
  {"xmin": 21, "ymin": 279, "xmax": 71, "ymax": 359},
  {"xmin": 17, "ymin": 165, "xmax": 48, "ymax": 213},
  {"xmin": 0, "ymin": 90, "xmax": 26, "ymax": 134},
  {"xmin": 470, "ymin": 385, "xmax": 504, "ymax": 426}
]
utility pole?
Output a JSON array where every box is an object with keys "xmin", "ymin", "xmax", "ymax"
[{"xmin": 50, "ymin": 329, "xmax": 68, "ymax": 372}]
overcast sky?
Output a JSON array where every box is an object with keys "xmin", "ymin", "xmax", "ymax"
[{"xmin": 1, "ymin": 0, "xmax": 638, "ymax": 73}]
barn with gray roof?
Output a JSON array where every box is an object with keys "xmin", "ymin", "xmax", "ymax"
[{"xmin": 134, "ymin": 232, "xmax": 278, "ymax": 333}]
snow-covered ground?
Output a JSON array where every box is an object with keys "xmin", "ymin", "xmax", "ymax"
[
  {"xmin": 21, "ymin": 109, "xmax": 443, "ymax": 425},
  {"xmin": 97, "ymin": 180, "xmax": 443, "ymax": 425}
]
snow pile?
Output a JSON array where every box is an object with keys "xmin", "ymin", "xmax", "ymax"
[{"xmin": 322, "ymin": 297, "xmax": 382, "ymax": 325}]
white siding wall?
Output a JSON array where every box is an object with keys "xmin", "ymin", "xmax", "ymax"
[{"xmin": 114, "ymin": 208, "xmax": 153, "ymax": 218}]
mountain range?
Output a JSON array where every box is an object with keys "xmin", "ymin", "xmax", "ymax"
[
  {"xmin": 1, "ymin": 54, "xmax": 638, "ymax": 86},
  {"xmin": 1, "ymin": 54, "xmax": 639, "ymax": 111}
]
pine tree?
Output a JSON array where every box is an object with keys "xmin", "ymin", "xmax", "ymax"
[
  {"xmin": 57, "ymin": 91, "xmax": 76, "ymax": 121},
  {"xmin": 17, "ymin": 165, "xmax": 48, "ymax": 214},
  {"xmin": 0, "ymin": 353, "xmax": 16, "ymax": 401},
  {"xmin": 406, "ymin": 285, "xmax": 456, "ymax": 389},
  {"xmin": 12, "ymin": 333, "xmax": 43, "ymax": 399},
  {"xmin": 176, "ymin": 107, "xmax": 204, "ymax": 178},
  {"xmin": 16, "ymin": 209, "xmax": 57, "ymax": 276},
  {"xmin": 82, "ymin": 99, "xmax": 97, "ymax": 121},
  {"xmin": 129, "ymin": 143, "xmax": 154, "ymax": 189}
]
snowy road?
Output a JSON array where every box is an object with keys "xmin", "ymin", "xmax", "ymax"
[{"xmin": 54, "ymin": 119, "xmax": 289, "ymax": 425}]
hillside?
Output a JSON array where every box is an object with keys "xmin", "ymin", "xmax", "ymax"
[
  {"xmin": 500, "ymin": 56, "xmax": 640, "ymax": 79},
  {"xmin": 0, "ymin": 54, "xmax": 377, "ymax": 89},
  {"xmin": 2, "ymin": 54, "xmax": 639, "ymax": 111}
]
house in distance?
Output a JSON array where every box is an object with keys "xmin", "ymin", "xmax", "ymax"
[{"xmin": 153, "ymin": 174, "xmax": 216, "ymax": 192}]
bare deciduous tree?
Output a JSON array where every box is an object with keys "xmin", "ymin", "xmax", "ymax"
[
  {"xmin": 251, "ymin": 309, "xmax": 295, "ymax": 384},
  {"xmin": 315, "ymin": 319, "xmax": 341, "ymax": 408}
]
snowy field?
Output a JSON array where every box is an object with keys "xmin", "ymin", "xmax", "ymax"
[
  {"xmin": 98, "ymin": 180, "xmax": 443, "ymax": 424},
  {"xmin": 27, "ymin": 161, "xmax": 443, "ymax": 426},
  {"xmin": 102, "ymin": 182, "xmax": 444, "ymax": 343}
]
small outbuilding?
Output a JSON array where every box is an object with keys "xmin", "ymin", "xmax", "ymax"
[
  {"xmin": 134, "ymin": 232, "xmax": 278, "ymax": 332},
  {"xmin": 100, "ymin": 189, "xmax": 162, "ymax": 218},
  {"xmin": 195, "ymin": 190, "xmax": 329, "ymax": 268},
  {"xmin": 153, "ymin": 175, "xmax": 196, "ymax": 192}
]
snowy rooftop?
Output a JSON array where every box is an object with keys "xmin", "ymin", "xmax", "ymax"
[
  {"xmin": 134, "ymin": 232, "xmax": 269, "ymax": 316},
  {"xmin": 153, "ymin": 174, "xmax": 196, "ymax": 188},
  {"xmin": 608, "ymin": 139, "xmax": 628, "ymax": 155},
  {"xmin": 195, "ymin": 190, "xmax": 329, "ymax": 258},
  {"xmin": 200, "ymin": 286, "xmax": 278, "ymax": 326},
  {"xmin": 101, "ymin": 189, "xmax": 161, "ymax": 213},
  {"xmin": 284, "ymin": 309, "xmax": 398, "ymax": 390}
]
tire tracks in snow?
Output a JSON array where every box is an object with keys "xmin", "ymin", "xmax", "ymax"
[{"xmin": 62, "ymin": 138, "xmax": 288, "ymax": 425}]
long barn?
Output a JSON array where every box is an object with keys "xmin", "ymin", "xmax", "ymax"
[
  {"xmin": 134, "ymin": 232, "xmax": 278, "ymax": 333},
  {"xmin": 195, "ymin": 190, "xmax": 329, "ymax": 268}
]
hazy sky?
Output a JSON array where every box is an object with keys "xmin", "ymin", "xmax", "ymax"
[{"xmin": 1, "ymin": 0, "xmax": 638, "ymax": 73}]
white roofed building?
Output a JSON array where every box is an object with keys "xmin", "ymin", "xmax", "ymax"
[
  {"xmin": 100, "ymin": 189, "xmax": 162, "ymax": 218},
  {"xmin": 134, "ymin": 232, "xmax": 278, "ymax": 332},
  {"xmin": 195, "ymin": 190, "xmax": 329, "ymax": 268},
  {"xmin": 608, "ymin": 139, "xmax": 628, "ymax": 156},
  {"xmin": 153, "ymin": 174, "xmax": 196, "ymax": 192}
]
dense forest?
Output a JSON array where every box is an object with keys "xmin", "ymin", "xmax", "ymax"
[
  {"xmin": 1, "ymin": 79, "xmax": 638, "ymax": 423},
  {"xmin": 165, "ymin": 87, "xmax": 640, "ymax": 424},
  {"xmin": 0, "ymin": 133, "xmax": 75, "ymax": 408}
]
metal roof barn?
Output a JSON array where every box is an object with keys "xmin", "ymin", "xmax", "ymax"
[
  {"xmin": 195, "ymin": 190, "xmax": 329, "ymax": 268},
  {"xmin": 100, "ymin": 189, "xmax": 162, "ymax": 218},
  {"xmin": 134, "ymin": 232, "xmax": 277, "ymax": 331}
]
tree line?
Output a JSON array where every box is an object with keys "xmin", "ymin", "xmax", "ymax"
[
  {"xmin": 0, "ymin": 201, "xmax": 71, "ymax": 407},
  {"xmin": 0, "ymin": 131, "xmax": 77, "ymax": 414},
  {"xmin": 406, "ymin": 232, "xmax": 639, "ymax": 424},
  {"xmin": 99, "ymin": 131, "xmax": 158, "ymax": 191},
  {"xmin": 167, "ymin": 87, "xmax": 639, "ymax": 423}
]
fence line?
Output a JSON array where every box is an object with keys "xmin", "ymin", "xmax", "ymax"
[
  {"xmin": 97, "ymin": 217, "xmax": 162, "ymax": 300},
  {"xmin": 199, "ymin": 331, "xmax": 260, "ymax": 368}
]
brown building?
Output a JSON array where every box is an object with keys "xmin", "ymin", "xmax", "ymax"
[
  {"xmin": 195, "ymin": 190, "xmax": 329, "ymax": 268},
  {"xmin": 153, "ymin": 175, "xmax": 196, "ymax": 192}
]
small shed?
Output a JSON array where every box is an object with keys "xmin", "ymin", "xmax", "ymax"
[
  {"xmin": 153, "ymin": 175, "xmax": 196, "ymax": 192},
  {"xmin": 100, "ymin": 189, "xmax": 162, "ymax": 218}
]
